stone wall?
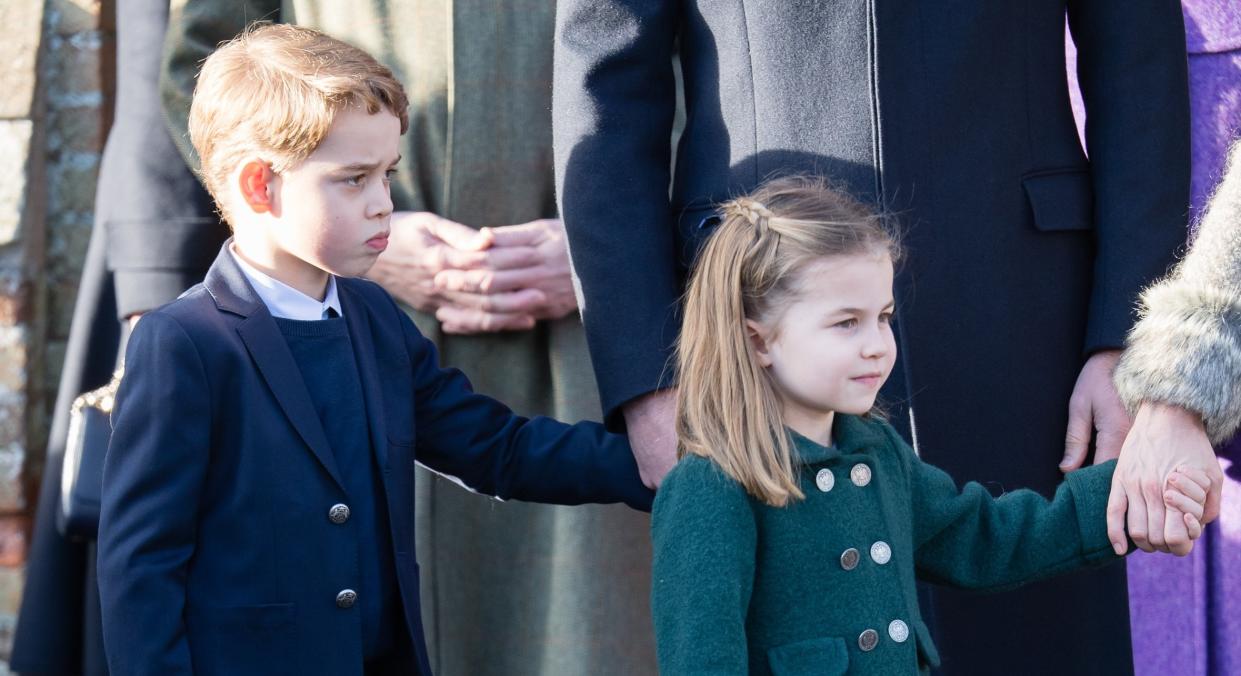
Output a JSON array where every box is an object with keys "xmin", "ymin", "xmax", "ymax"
[{"xmin": 0, "ymin": 0, "xmax": 111, "ymax": 669}]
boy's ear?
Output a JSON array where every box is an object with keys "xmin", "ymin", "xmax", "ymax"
[
  {"xmin": 238, "ymin": 160, "xmax": 275, "ymax": 213},
  {"xmin": 745, "ymin": 319, "xmax": 774, "ymax": 368}
]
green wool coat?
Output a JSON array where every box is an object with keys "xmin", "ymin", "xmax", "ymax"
[
  {"xmin": 161, "ymin": 2, "xmax": 654, "ymax": 673},
  {"xmin": 651, "ymin": 414, "xmax": 1120, "ymax": 675}
]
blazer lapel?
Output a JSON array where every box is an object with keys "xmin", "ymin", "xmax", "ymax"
[
  {"xmin": 339, "ymin": 282, "xmax": 389, "ymax": 471},
  {"xmin": 204, "ymin": 242, "xmax": 346, "ymax": 490}
]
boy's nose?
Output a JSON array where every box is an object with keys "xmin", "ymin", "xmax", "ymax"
[{"xmin": 368, "ymin": 183, "xmax": 394, "ymax": 220}]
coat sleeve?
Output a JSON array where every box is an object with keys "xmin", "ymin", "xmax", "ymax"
[
  {"xmin": 650, "ymin": 458, "xmax": 755, "ymax": 674},
  {"xmin": 105, "ymin": 0, "xmax": 230, "ymax": 318},
  {"xmin": 1114, "ymin": 140, "xmax": 1241, "ymax": 444},
  {"xmin": 393, "ymin": 292, "xmax": 654, "ymax": 511},
  {"xmin": 899, "ymin": 427, "xmax": 1121, "ymax": 591},
  {"xmin": 553, "ymin": 0, "xmax": 681, "ymax": 429},
  {"xmin": 1067, "ymin": 0, "xmax": 1190, "ymax": 354},
  {"xmin": 97, "ymin": 312, "xmax": 212, "ymax": 675}
]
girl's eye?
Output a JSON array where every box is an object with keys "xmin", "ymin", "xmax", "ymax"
[
  {"xmin": 879, "ymin": 312, "xmax": 893, "ymax": 324},
  {"xmin": 833, "ymin": 318, "xmax": 858, "ymax": 329}
]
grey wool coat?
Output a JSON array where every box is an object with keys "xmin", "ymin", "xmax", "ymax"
[
  {"xmin": 161, "ymin": 2, "xmax": 655, "ymax": 674},
  {"xmin": 1115, "ymin": 138, "xmax": 1241, "ymax": 443}
]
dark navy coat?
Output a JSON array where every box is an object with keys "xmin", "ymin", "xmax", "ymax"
[
  {"xmin": 97, "ymin": 247, "xmax": 652, "ymax": 676},
  {"xmin": 554, "ymin": 1, "xmax": 1191, "ymax": 673}
]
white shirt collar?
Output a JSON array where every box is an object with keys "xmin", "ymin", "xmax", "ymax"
[{"xmin": 229, "ymin": 246, "xmax": 343, "ymax": 321}]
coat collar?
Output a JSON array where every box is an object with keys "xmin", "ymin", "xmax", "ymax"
[{"xmin": 790, "ymin": 414, "xmax": 886, "ymax": 464}]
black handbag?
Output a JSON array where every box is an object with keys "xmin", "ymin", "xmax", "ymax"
[{"xmin": 57, "ymin": 368, "xmax": 123, "ymax": 540}]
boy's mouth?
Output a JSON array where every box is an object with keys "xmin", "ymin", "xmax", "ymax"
[{"xmin": 366, "ymin": 233, "xmax": 389, "ymax": 252}]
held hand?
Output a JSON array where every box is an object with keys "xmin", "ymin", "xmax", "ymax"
[
  {"xmin": 367, "ymin": 211, "xmax": 540, "ymax": 333},
  {"xmin": 1105, "ymin": 402, "xmax": 1222, "ymax": 556},
  {"xmin": 433, "ymin": 218, "xmax": 580, "ymax": 323},
  {"xmin": 622, "ymin": 388, "xmax": 679, "ymax": 490},
  {"xmin": 1060, "ymin": 350, "xmax": 1132, "ymax": 470}
]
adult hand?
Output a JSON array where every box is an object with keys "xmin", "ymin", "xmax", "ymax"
[
  {"xmin": 1105, "ymin": 402, "xmax": 1222, "ymax": 556},
  {"xmin": 622, "ymin": 388, "xmax": 679, "ymax": 490},
  {"xmin": 433, "ymin": 218, "xmax": 579, "ymax": 324},
  {"xmin": 1060, "ymin": 350, "xmax": 1132, "ymax": 470},
  {"xmin": 367, "ymin": 211, "xmax": 543, "ymax": 334}
]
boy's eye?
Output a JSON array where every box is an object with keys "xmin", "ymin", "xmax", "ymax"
[
  {"xmin": 384, "ymin": 168, "xmax": 399, "ymax": 182},
  {"xmin": 345, "ymin": 174, "xmax": 366, "ymax": 186}
]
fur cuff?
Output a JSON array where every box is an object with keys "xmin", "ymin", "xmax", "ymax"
[{"xmin": 1114, "ymin": 280, "xmax": 1241, "ymax": 444}]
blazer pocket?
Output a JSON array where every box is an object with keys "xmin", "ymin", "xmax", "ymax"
[
  {"xmin": 1022, "ymin": 169, "xmax": 1094, "ymax": 232},
  {"xmin": 912, "ymin": 619, "xmax": 941, "ymax": 670},
  {"xmin": 767, "ymin": 636, "xmax": 849, "ymax": 676}
]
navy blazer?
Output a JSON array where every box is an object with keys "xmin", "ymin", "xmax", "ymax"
[{"xmin": 97, "ymin": 245, "xmax": 653, "ymax": 676}]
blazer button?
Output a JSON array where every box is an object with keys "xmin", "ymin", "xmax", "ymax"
[
  {"xmin": 336, "ymin": 589, "xmax": 357, "ymax": 609},
  {"xmin": 328, "ymin": 503, "xmax": 351, "ymax": 524},
  {"xmin": 858, "ymin": 628, "xmax": 880, "ymax": 652}
]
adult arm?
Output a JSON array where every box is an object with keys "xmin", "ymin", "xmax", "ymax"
[
  {"xmin": 553, "ymin": 0, "xmax": 681, "ymax": 429},
  {"xmin": 1108, "ymin": 140, "xmax": 1241, "ymax": 551},
  {"xmin": 650, "ymin": 458, "xmax": 755, "ymax": 674},
  {"xmin": 97, "ymin": 313, "xmax": 211, "ymax": 675},
  {"xmin": 1059, "ymin": 0, "xmax": 1191, "ymax": 467},
  {"xmin": 393, "ymin": 292, "xmax": 654, "ymax": 510}
]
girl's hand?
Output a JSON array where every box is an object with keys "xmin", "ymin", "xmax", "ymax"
[{"xmin": 1163, "ymin": 465, "xmax": 1213, "ymax": 545}]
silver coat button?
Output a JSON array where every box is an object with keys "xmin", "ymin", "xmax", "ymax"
[
  {"xmin": 328, "ymin": 503, "xmax": 351, "ymax": 524},
  {"xmin": 840, "ymin": 547, "xmax": 860, "ymax": 570},
  {"xmin": 888, "ymin": 619, "xmax": 910, "ymax": 643},
  {"xmin": 858, "ymin": 628, "xmax": 880, "ymax": 652},
  {"xmin": 850, "ymin": 463, "xmax": 872, "ymax": 487},
  {"xmin": 870, "ymin": 540, "xmax": 892, "ymax": 565},
  {"xmin": 336, "ymin": 589, "xmax": 357, "ymax": 608},
  {"xmin": 815, "ymin": 469, "xmax": 835, "ymax": 492}
]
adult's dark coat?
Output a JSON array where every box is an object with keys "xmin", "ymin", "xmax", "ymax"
[
  {"xmin": 553, "ymin": 1, "xmax": 1190, "ymax": 673},
  {"xmin": 9, "ymin": 0, "xmax": 224, "ymax": 673}
]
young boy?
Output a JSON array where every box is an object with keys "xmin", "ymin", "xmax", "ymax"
[{"xmin": 96, "ymin": 24, "xmax": 652, "ymax": 676}]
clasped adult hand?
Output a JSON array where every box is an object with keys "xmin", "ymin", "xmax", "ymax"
[
  {"xmin": 1105, "ymin": 402, "xmax": 1222, "ymax": 556},
  {"xmin": 367, "ymin": 211, "xmax": 578, "ymax": 334}
]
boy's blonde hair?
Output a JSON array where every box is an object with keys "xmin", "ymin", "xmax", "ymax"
[
  {"xmin": 676, "ymin": 176, "xmax": 901, "ymax": 507},
  {"xmin": 188, "ymin": 23, "xmax": 409, "ymax": 221}
]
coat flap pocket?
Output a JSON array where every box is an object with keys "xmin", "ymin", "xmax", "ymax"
[
  {"xmin": 912, "ymin": 619, "xmax": 941, "ymax": 669},
  {"xmin": 1022, "ymin": 169, "xmax": 1093, "ymax": 232},
  {"xmin": 767, "ymin": 636, "xmax": 849, "ymax": 676}
]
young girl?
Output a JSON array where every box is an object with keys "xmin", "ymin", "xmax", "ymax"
[{"xmin": 651, "ymin": 176, "xmax": 1212, "ymax": 675}]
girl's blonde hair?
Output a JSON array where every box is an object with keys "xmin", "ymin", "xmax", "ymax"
[{"xmin": 676, "ymin": 175, "xmax": 900, "ymax": 507}]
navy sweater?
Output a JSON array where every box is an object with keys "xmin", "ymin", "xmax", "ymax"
[{"xmin": 274, "ymin": 316, "xmax": 403, "ymax": 663}]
